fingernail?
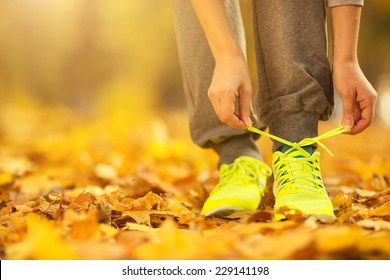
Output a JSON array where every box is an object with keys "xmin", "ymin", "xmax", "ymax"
[{"xmin": 344, "ymin": 120, "xmax": 352, "ymax": 132}]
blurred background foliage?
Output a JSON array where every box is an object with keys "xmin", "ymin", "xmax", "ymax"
[{"xmin": 0, "ymin": 0, "xmax": 389, "ymax": 124}]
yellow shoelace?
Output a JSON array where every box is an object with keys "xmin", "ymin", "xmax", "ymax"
[{"xmin": 247, "ymin": 125, "xmax": 346, "ymax": 156}]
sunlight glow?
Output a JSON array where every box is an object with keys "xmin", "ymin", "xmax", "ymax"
[
  {"xmin": 378, "ymin": 90, "xmax": 390, "ymax": 127},
  {"xmin": 377, "ymin": 75, "xmax": 390, "ymax": 127}
]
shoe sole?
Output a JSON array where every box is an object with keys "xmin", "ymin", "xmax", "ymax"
[
  {"xmin": 202, "ymin": 206, "xmax": 242, "ymax": 218},
  {"xmin": 274, "ymin": 209, "xmax": 335, "ymax": 224}
]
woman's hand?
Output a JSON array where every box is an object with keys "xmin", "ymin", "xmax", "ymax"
[
  {"xmin": 191, "ymin": 0, "xmax": 252, "ymax": 129},
  {"xmin": 331, "ymin": 5, "xmax": 378, "ymax": 134},
  {"xmin": 333, "ymin": 61, "xmax": 378, "ymax": 134},
  {"xmin": 208, "ymin": 52, "xmax": 253, "ymax": 129}
]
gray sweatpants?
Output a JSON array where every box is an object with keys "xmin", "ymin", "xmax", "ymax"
[{"xmin": 172, "ymin": 0, "xmax": 334, "ymax": 166}]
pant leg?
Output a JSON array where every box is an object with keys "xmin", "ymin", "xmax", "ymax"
[
  {"xmin": 252, "ymin": 0, "xmax": 334, "ymax": 151},
  {"xmin": 172, "ymin": 0, "xmax": 263, "ymax": 165}
]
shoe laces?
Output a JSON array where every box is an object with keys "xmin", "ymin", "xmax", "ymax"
[
  {"xmin": 273, "ymin": 150, "xmax": 322, "ymax": 193},
  {"xmin": 247, "ymin": 125, "xmax": 346, "ymax": 193},
  {"xmin": 248, "ymin": 125, "xmax": 346, "ymax": 157},
  {"xmin": 217, "ymin": 157, "xmax": 272, "ymax": 196}
]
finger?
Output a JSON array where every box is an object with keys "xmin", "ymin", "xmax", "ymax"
[
  {"xmin": 219, "ymin": 91, "xmax": 246, "ymax": 128},
  {"xmin": 350, "ymin": 97, "xmax": 375, "ymax": 135},
  {"xmin": 208, "ymin": 87, "xmax": 245, "ymax": 128},
  {"xmin": 349, "ymin": 105, "xmax": 365, "ymax": 135},
  {"xmin": 238, "ymin": 85, "xmax": 252, "ymax": 127},
  {"xmin": 341, "ymin": 90, "xmax": 357, "ymax": 132},
  {"xmin": 223, "ymin": 114, "xmax": 246, "ymax": 129}
]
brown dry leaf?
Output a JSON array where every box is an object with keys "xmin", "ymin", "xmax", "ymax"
[
  {"xmin": 123, "ymin": 222, "xmax": 158, "ymax": 232},
  {"xmin": 356, "ymin": 190, "xmax": 390, "ymax": 209},
  {"xmin": 247, "ymin": 210, "xmax": 274, "ymax": 223},
  {"xmin": 129, "ymin": 191, "xmax": 165, "ymax": 210},
  {"xmin": 275, "ymin": 207, "xmax": 306, "ymax": 223},
  {"xmin": 122, "ymin": 210, "xmax": 182, "ymax": 226},
  {"xmin": 119, "ymin": 175, "xmax": 152, "ymax": 198},
  {"xmin": 228, "ymin": 220, "xmax": 299, "ymax": 238},
  {"xmin": 107, "ymin": 190, "xmax": 130, "ymax": 211},
  {"xmin": 69, "ymin": 191, "xmax": 97, "ymax": 210},
  {"xmin": 333, "ymin": 193, "xmax": 356, "ymax": 222},
  {"xmin": 222, "ymin": 210, "xmax": 260, "ymax": 223},
  {"xmin": 331, "ymin": 192, "xmax": 349, "ymax": 210},
  {"xmin": 364, "ymin": 175, "xmax": 389, "ymax": 192},
  {"xmin": 136, "ymin": 166, "xmax": 178, "ymax": 193}
]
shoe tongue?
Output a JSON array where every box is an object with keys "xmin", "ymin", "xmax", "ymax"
[{"xmin": 282, "ymin": 145, "xmax": 313, "ymax": 157}]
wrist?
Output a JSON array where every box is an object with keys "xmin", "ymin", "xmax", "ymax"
[
  {"xmin": 333, "ymin": 54, "xmax": 359, "ymax": 69},
  {"xmin": 213, "ymin": 44, "xmax": 245, "ymax": 62},
  {"xmin": 333, "ymin": 53, "xmax": 358, "ymax": 65}
]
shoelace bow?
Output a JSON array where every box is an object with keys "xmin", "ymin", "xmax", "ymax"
[{"xmin": 248, "ymin": 125, "xmax": 346, "ymax": 156}]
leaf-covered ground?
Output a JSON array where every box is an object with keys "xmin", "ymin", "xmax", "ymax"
[{"xmin": 1, "ymin": 98, "xmax": 390, "ymax": 260}]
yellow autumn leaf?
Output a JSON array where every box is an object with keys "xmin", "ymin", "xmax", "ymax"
[
  {"xmin": 69, "ymin": 213, "xmax": 100, "ymax": 241},
  {"xmin": 132, "ymin": 219, "xmax": 234, "ymax": 259},
  {"xmin": 0, "ymin": 172, "xmax": 13, "ymax": 185},
  {"xmin": 245, "ymin": 228, "xmax": 314, "ymax": 260},
  {"xmin": 314, "ymin": 226, "xmax": 366, "ymax": 253},
  {"xmin": 6, "ymin": 214, "xmax": 75, "ymax": 260},
  {"xmin": 99, "ymin": 223, "xmax": 119, "ymax": 238},
  {"xmin": 369, "ymin": 201, "xmax": 390, "ymax": 217}
]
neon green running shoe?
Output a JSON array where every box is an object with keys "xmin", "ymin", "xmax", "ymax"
[
  {"xmin": 272, "ymin": 146, "xmax": 335, "ymax": 222},
  {"xmin": 201, "ymin": 156, "xmax": 272, "ymax": 217}
]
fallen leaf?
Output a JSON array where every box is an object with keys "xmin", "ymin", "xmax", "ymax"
[
  {"xmin": 0, "ymin": 172, "xmax": 13, "ymax": 186},
  {"xmin": 369, "ymin": 201, "xmax": 390, "ymax": 217},
  {"xmin": 123, "ymin": 222, "xmax": 158, "ymax": 233},
  {"xmin": 357, "ymin": 219, "xmax": 390, "ymax": 231},
  {"xmin": 247, "ymin": 210, "xmax": 274, "ymax": 223},
  {"xmin": 6, "ymin": 213, "xmax": 75, "ymax": 259},
  {"xmin": 315, "ymin": 226, "xmax": 366, "ymax": 253},
  {"xmin": 121, "ymin": 210, "xmax": 182, "ymax": 226},
  {"xmin": 69, "ymin": 213, "xmax": 100, "ymax": 241},
  {"xmin": 94, "ymin": 163, "xmax": 118, "ymax": 181}
]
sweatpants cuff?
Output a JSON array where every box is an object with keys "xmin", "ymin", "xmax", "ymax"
[
  {"xmin": 268, "ymin": 111, "xmax": 319, "ymax": 151},
  {"xmin": 213, "ymin": 133, "xmax": 263, "ymax": 167}
]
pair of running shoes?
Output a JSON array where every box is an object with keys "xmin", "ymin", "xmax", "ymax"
[{"xmin": 201, "ymin": 126, "xmax": 345, "ymax": 222}]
